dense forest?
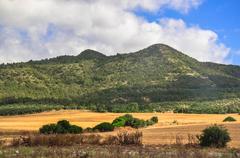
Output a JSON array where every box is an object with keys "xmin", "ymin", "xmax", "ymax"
[{"xmin": 0, "ymin": 44, "xmax": 240, "ymax": 114}]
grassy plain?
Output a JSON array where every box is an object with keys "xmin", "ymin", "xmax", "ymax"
[{"xmin": 0, "ymin": 110, "xmax": 240, "ymax": 147}]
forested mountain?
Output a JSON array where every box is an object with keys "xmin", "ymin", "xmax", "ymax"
[{"xmin": 0, "ymin": 44, "xmax": 240, "ymax": 114}]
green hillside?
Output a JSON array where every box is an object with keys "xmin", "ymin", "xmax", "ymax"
[{"xmin": 0, "ymin": 44, "xmax": 240, "ymax": 114}]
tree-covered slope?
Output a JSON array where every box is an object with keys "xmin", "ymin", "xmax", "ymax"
[{"xmin": 0, "ymin": 44, "xmax": 239, "ymax": 109}]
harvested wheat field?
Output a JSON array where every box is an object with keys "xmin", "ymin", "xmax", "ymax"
[{"xmin": 0, "ymin": 110, "xmax": 240, "ymax": 147}]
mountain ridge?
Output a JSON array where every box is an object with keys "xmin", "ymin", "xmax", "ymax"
[
  {"xmin": 2, "ymin": 43, "xmax": 239, "ymax": 67},
  {"xmin": 0, "ymin": 43, "xmax": 239, "ymax": 112}
]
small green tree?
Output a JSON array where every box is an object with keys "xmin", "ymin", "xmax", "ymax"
[
  {"xmin": 146, "ymin": 120, "xmax": 154, "ymax": 126},
  {"xmin": 57, "ymin": 120, "xmax": 71, "ymax": 129},
  {"xmin": 39, "ymin": 124, "xmax": 57, "ymax": 134},
  {"xmin": 112, "ymin": 117, "xmax": 127, "ymax": 127},
  {"xmin": 93, "ymin": 122, "xmax": 114, "ymax": 132},
  {"xmin": 198, "ymin": 125, "xmax": 231, "ymax": 148},
  {"xmin": 131, "ymin": 118, "xmax": 146, "ymax": 128},
  {"xmin": 112, "ymin": 114, "xmax": 134, "ymax": 127},
  {"xmin": 69, "ymin": 125, "xmax": 83, "ymax": 134},
  {"xmin": 223, "ymin": 116, "xmax": 236, "ymax": 122},
  {"xmin": 150, "ymin": 116, "xmax": 158, "ymax": 123}
]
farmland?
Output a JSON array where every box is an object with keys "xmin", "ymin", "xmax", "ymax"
[{"xmin": 0, "ymin": 110, "xmax": 240, "ymax": 148}]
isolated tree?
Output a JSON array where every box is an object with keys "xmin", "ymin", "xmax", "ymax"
[{"xmin": 198, "ymin": 125, "xmax": 231, "ymax": 148}]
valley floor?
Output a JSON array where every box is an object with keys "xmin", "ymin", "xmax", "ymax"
[{"xmin": 0, "ymin": 110, "xmax": 240, "ymax": 148}]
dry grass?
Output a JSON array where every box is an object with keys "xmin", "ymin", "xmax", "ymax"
[
  {"xmin": 142, "ymin": 123, "xmax": 240, "ymax": 148},
  {"xmin": 10, "ymin": 131, "xmax": 143, "ymax": 147},
  {"xmin": 0, "ymin": 110, "xmax": 240, "ymax": 147},
  {"xmin": 1, "ymin": 145, "xmax": 240, "ymax": 158},
  {"xmin": 0, "ymin": 110, "xmax": 239, "ymax": 130}
]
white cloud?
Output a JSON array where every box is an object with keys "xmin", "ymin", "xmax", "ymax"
[
  {"xmin": 0, "ymin": 0, "xmax": 230, "ymax": 64},
  {"xmin": 111, "ymin": 0, "xmax": 202, "ymax": 13}
]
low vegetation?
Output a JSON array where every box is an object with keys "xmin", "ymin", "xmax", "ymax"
[
  {"xmin": 111, "ymin": 114, "xmax": 158, "ymax": 129},
  {"xmin": 5, "ymin": 145, "xmax": 240, "ymax": 158},
  {"xmin": 93, "ymin": 122, "xmax": 114, "ymax": 132},
  {"xmin": 39, "ymin": 120, "xmax": 83, "ymax": 134},
  {"xmin": 0, "ymin": 104, "xmax": 64, "ymax": 116},
  {"xmin": 223, "ymin": 116, "xmax": 237, "ymax": 122},
  {"xmin": 0, "ymin": 98, "xmax": 239, "ymax": 116},
  {"xmin": 12, "ymin": 131, "xmax": 143, "ymax": 147},
  {"xmin": 197, "ymin": 125, "xmax": 231, "ymax": 148},
  {"xmin": 39, "ymin": 114, "xmax": 158, "ymax": 134}
]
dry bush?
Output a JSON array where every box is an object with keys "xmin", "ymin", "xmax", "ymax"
[
  {"xmin": 82, "ymin": 134, "xmax": 102, "ymax": 144},
  {"xmin": 11, "ymin": 134, "xmax": 102, "ymax": 146},
  {"xmin": 175, "ymin": 134, "xmax": 184, "ymax": 145},
  {"xmin": 187, "ymin": 134, "xmax": 198, "ymax": 146},
  {"xmin": 117, "ymin": 131, "xmax": 142, "ymax": 145},
  {"xmin": 10, "ymin": 131, "xmax": 143, "ymax": 147},
  {"xmin": 103, "ymin": 135, "xmax": 119, "ymax": 145},
  {"xmin": 0, "ymin": 138, "xmax": 7, "ymax": 147}
]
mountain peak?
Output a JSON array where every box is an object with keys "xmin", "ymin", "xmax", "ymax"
[
  {"xmin": 78, "ymin": 49, "xmax": 106, "ymax": 60},
  {"xmin": 135, "ymin": 43, "xmax": 180, "ymax": 58},
  {"xmin": 144, "ymin": 43, "xmax": 178, "ymax": 52}
]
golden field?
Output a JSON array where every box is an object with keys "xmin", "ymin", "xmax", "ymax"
[{"xmin": 0, "ymin": 110, "xmax": 240, "ymax": 147}]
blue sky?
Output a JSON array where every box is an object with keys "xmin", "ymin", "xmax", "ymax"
[
  {"xmin": 0, "ymin": 0, "xmax": 239, "ymax": 65},
  {"xmin": 135, "ymin": 0, "xmax": 240, "ymax": 65}
]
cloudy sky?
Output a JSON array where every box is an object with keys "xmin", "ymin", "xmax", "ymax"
[{"xmin": 0, "ymin": 0, "xmax": 239, "ymax": 65}]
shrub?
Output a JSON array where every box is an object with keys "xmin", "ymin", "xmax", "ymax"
[
  {"xmin": 93, "ymin": 122, "xmax": 114, "ymax": 132},
  {"xmin": 57, "ymin": 120, "xmax": 71, "ymax": 129},
  {"xmin": 131, "ymin": 118, "xmax": 146, "ymax": 128},
  {"xmin": 54, "ymin": 124, "xmax": 68, "ymax": 134},
  {"xmin": 112, "ymin": 116, "xmax": 127, "ymax": 127},
  {"xmin": 146, "ymin": 120, "xmax": 154, "ymax": 126},
  {"xmin": 112, "ymin": 114, "xmax": 134, "ymax": 127},
  {"xmin": 112, "ymin": 114, "xmax": 157, "ymax": 128},
  {"xmin": 150, "ymin": 116, "xmax": 158, "ymax": 123},
  {"xmin": 39, "ymin": 124, "xmax": 57, "ymax": 134},
  {"xmin": 39, "ymin": 120, "xmax": 83, "ymax": 134},
  {"xmin": 223, "ymin": 116, "xmax": 236, "ymax": 122},
  {"xmin": 69, "ymin": 125, "xmax": 83, "ymax": 134},
  {"xmin": 197, "ymin": 125, "xmax": 231, "ymax": 148}
]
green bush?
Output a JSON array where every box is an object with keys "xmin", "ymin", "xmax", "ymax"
[
  {"xmin": 146, "ymin": 120, "xmax": 154, "ymax": 126},
  {"xmin": 198, "ymin": 125, "xmax": 231, "ymax": 148},
  {"xmin": 131, "ymin": 118, "xmax": 147, "ymax": 128},
  {"xmin": 39, "ymin": 124, "xmax": 57, "ymax": 134},
  {"xmin": 69, "ymin": 125, "xmax": 83, "ymax": 134},
  {"xmin": 112, "ymin": 117, "xmax": 127, "ymax": 127},
  {"xmin": 39, "ymin": 120, "xmax": 83, "ymax": 134},
  {"xmin": 223, "ymin": 116, "xmax": 236, "ymax": 122},
  {"xmin": 93, "ymin": 122, "xmax": 114, "ymax": 132},
  {"xmin": 112, "ymin": 114, "xmax": 134, "ymax": 127},
  {"xmin": 150, "ymin": 116, "xmax": 158, "ymax": 123},
  {"xmin": 112, "ymin": 114, "xmax": 157, "ymax": 129},
  {"xmin": 57, "ymin": 120, "xmax": 71, "ymax": 129}
]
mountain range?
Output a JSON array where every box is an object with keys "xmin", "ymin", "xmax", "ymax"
[{"xmin": 0, "ymin": 44, "xmax": 240, "ymax": 113}]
